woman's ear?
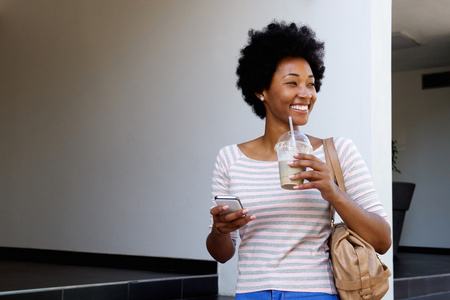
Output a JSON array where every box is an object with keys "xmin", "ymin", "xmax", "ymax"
[{"xmin": 255, "ymin": 92, "xmax": 265, "ymax": 101}]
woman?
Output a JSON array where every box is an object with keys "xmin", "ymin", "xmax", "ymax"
[{"xmin": 206, "ymin": 21, "xmax": 391, "ymax": 299}]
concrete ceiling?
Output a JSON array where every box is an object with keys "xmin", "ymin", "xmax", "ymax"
[{"xmin": 392, "ymin": 0, "xmax": 450, "ymax": 72}]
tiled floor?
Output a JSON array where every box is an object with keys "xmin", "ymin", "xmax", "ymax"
[
  {"xmin": 0, "ymin": 252, "xmax": 449, "ymax": 299},
  {"xmin": 0, "ymin": 260, "xmax": 221, "ymax": 299},
  {"xmin": 394, "ymin": 252, "xmax": 450, "ymax": 278},
  {"xmin": 0, "ymin": 260, "xmax": 187, "ymax": 292},
  {"xmin": 393, "ymin": 252, "xmax": 450, "ymax": 299}
]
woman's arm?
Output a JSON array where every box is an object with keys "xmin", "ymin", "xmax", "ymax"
[
  {"xmin": 323, "ymin": 187, "xmax": 391, "ymax": 254},
  {"xmin": 206, "ymin": 231, "xmax": 235, "ymax": 264},
  {"xmin": 290, "ymin": 153, "xmax": 391, "ymax": 254},
  {"xmin": 206, "ymin": 205, "xmax": 255, "ymax": 263}
]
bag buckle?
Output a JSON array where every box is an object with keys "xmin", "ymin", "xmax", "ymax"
[{"xmin": 360, "ymin": 288, "xmax": 373, "ymax": 300}]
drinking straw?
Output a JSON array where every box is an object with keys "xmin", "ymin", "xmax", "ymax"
[{"xmin": 289, "ymin": 116, "xmax": 295, "ymax": 143}]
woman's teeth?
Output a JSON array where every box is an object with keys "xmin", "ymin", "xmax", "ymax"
[{"xmin": 290, "ymin": 104, "xmax": 308, "ymax": 111}]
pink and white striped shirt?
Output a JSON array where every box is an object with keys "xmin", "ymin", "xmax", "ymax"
[{"xmin": 210, "ymin": 137, "xmax": 388, "ymax": 294}]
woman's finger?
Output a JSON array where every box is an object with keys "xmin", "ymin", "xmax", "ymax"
[
  {"xmin": 214, "ymin": 212, "xmax": 255, "ymax": 234},
  {"xmin": 290, "ymin": 154, "xmax": 327, "ymax": 171}
]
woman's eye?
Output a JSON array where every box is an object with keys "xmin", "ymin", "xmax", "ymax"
[{"xmin": 287, "ymin": 82, "xmax": 297, "ymax": 85}]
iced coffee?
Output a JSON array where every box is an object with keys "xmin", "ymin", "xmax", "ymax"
[{"xmin": 274, "ymin": 130, "xmax": 312, "ymax": 190}]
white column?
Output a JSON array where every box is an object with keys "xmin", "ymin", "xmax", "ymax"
[{"xmin": 370, "ymin": 1, "xmax": 394, "ymax": 299}]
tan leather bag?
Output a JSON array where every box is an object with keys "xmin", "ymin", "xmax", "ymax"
[{"xmin": 323, "ymin": 138, "xmax": 391, "ymax": 300}]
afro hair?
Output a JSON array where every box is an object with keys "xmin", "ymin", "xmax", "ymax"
[{"xmin": 236, "ymin": 21, "xmax": 325, "ymax": 119}]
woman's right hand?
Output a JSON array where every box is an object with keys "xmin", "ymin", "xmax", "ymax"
[
  {"xmin": 210, "ymin": 205, "xmax": 255, "ymax": 235},
  {"xmin": 207, "ymin": 205, "xmax": 254, "ymax": 263}
]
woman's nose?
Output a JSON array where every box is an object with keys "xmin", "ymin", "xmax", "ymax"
[{"xmin": 297, "ymin": 85, "xmax": 312, "ymax": 99}]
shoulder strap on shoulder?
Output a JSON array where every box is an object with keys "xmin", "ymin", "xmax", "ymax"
[
  {"xmin": 323, "ymin": 138, "xmax": 345, "ymax": 192},
  {"xmin": 323, "ymin": 138, "xmax": 346, "ymax": 226}
]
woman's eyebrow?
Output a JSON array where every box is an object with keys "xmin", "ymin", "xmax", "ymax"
[
  {"xmin": 283, "ymin": 73, "xmax": 299, "ymax": 78},
  {"xmin": 283, "ymin": 73, "xmax": 315, "ymax": 78}
]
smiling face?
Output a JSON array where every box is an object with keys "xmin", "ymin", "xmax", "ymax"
[{"xmin": 260, "ymin": 57, "xmax": 317, "ymax": 127}]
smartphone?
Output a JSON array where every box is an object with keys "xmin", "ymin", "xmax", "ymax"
[{"xmin": 214, "ymin": 195, "xmax": 243, "ymax": 214}]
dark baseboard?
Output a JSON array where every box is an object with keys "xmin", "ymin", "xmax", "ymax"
[
  {"xmin": 0, "ymin": 247, "xmax": 217, "ymax": 275},
  {"xmin": 398, "ymin": 246, "xmax": 450, "ymax": 255}
]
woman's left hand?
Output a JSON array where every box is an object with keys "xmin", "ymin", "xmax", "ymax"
[{"xmin": 288, "ymin": 153, "xmax": 342, "ymax": 203}]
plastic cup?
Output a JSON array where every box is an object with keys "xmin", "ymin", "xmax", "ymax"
[{"xmin": 274, "ymin": 130, "xmax": 312, "ymax": 190}]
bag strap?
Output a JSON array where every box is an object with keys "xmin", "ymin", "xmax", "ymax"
[
  {"xmin": 323, "ymin": 138, "xmax": 345, "ymax": 191},
  {"xmin": 322, "ymin": 138, "xmax": 345, "ymax": 227},
  {"xmin": 334, "ymin": 263, "xmax": 391, "ymax": 291}
]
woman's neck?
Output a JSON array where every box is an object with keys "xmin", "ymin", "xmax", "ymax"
[{"xmin": 262, "ymin": 118, "xmax": 292, "ymax": 148}]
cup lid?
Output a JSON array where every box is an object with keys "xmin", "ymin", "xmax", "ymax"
[{"xmin": 274, "ymin": 130, "xmax": 311, "ymax": 151}]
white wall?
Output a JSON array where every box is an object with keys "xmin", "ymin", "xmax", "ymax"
[
  {"xmin": 392, "ymin": 66, "xmax": 450, "ymax": 249},
  {"xmin": 0, "ymin": 0, "xmax": 393, "ymax": 298}
]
